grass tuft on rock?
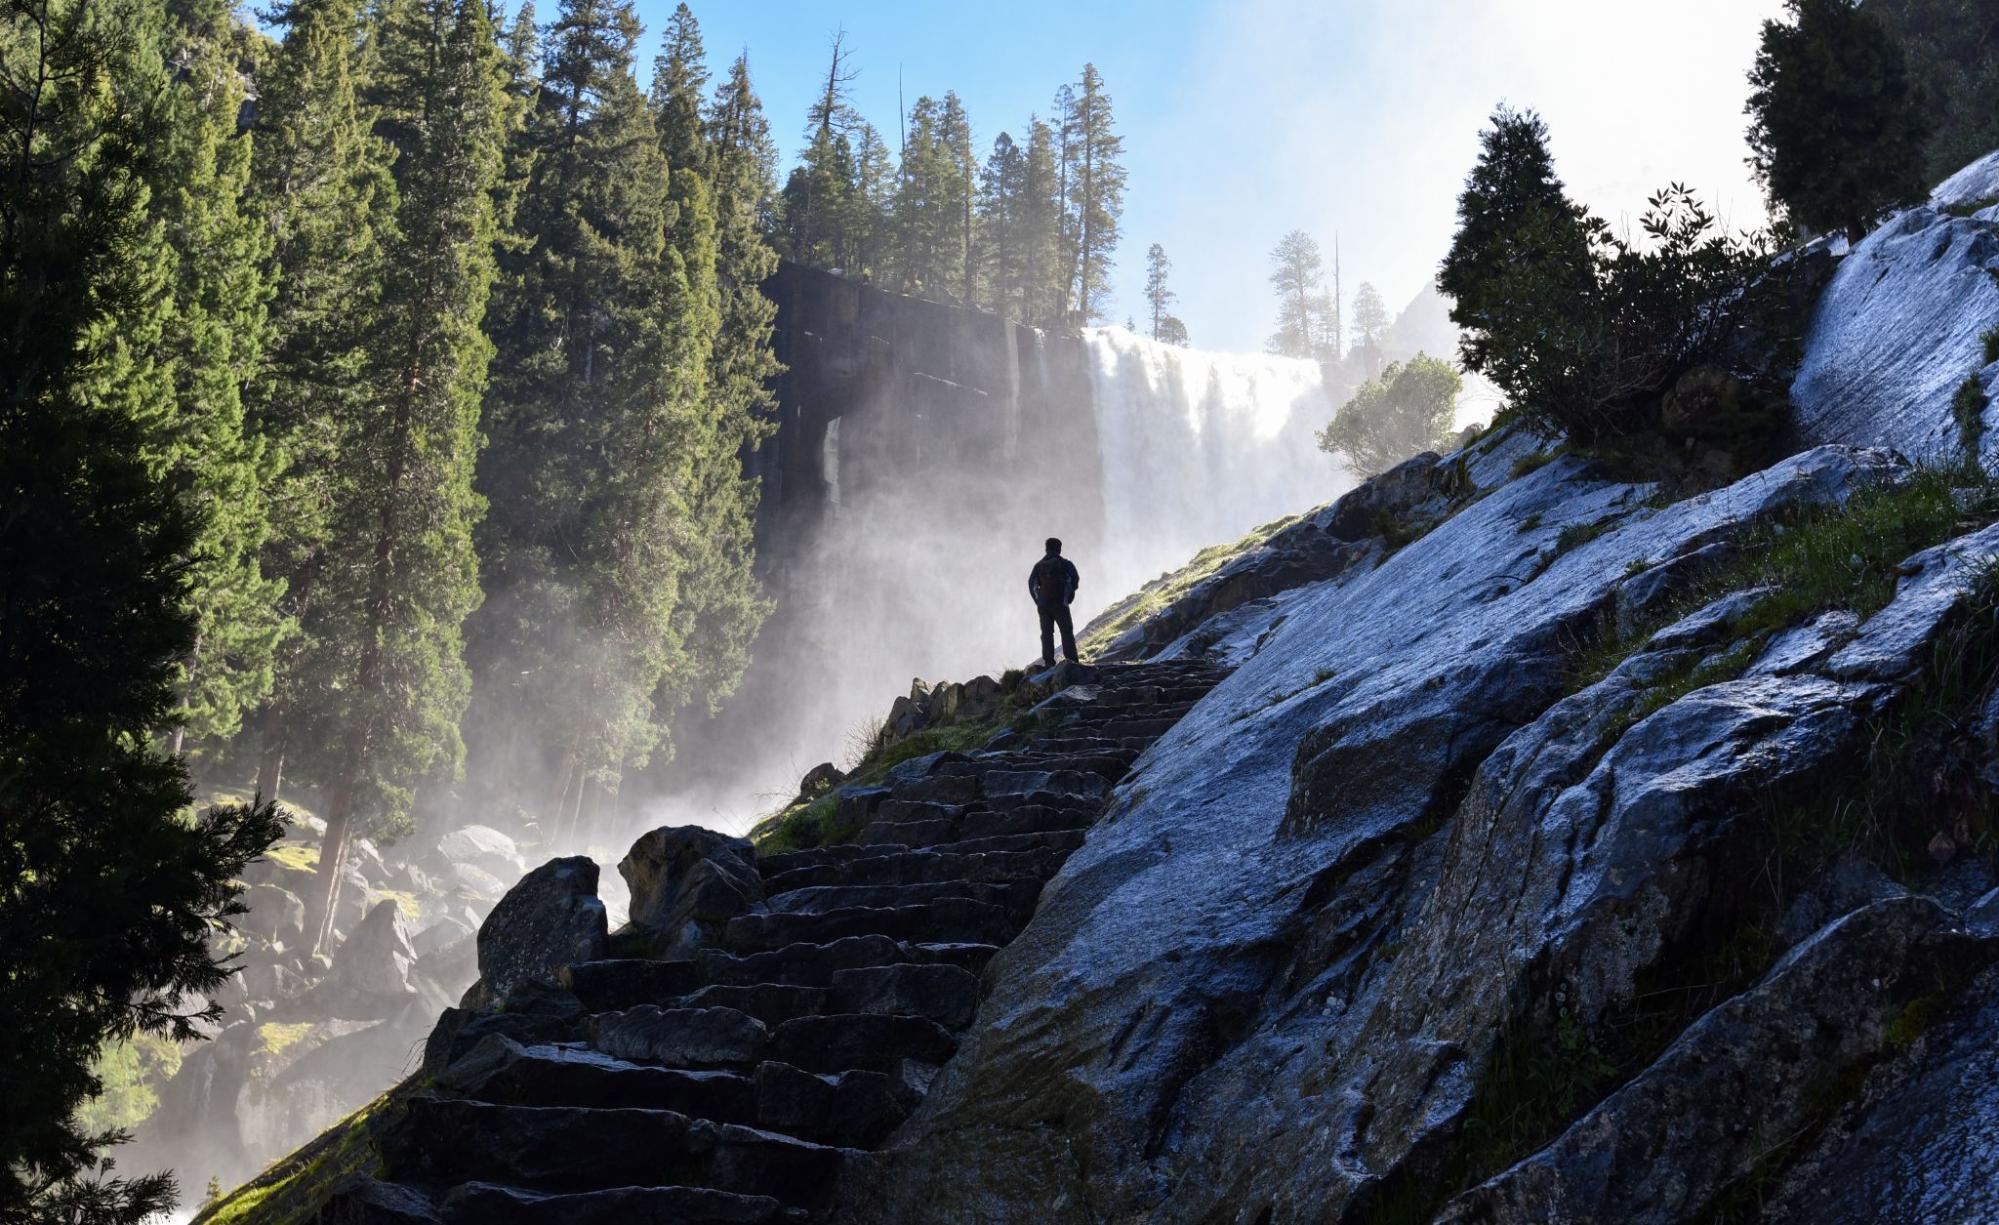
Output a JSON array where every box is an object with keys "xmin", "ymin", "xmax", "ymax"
[
  {"xmin": 195, "ymin": 1082, "xmax": 408, "ymax": 1225},
  {"xmin": 1570, "ymin": 465, "xmax": 1999, "ymax": 696},
  {"xmin": 1079, "ymin": 513, "xmax": 1302, "ymax": 656},
  {"xmin": 1954, "ymin": 374, "xmax": 1990, "ymax": 459}
]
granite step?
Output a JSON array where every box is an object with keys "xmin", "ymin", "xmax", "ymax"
[{"xmin": 439, "ymin": 1181, "xmax": 801, "ymax": 1225}]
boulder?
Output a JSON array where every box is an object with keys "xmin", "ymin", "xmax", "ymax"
[
  {"xmin": 794, "ymin": 762, "xmax": 847, "ymax": 805},
  {"xmin": 1324, "ymin": 450, "xmax": 1442, "ymax": 541},
  {"xmin": 239, "ymin": 883, "xmax": 306, "ymax": 942},
  {"xmin": 330, "ymin": 862, "xmax": 371, "ymax": 936},
  {"xmin": 435, "ymin": 824, "xmax": 525, "ymax": 881},
  {"xmin": 1438, "ymin": 897, "xmax": 1986, "ymax": 1224},
  {"xmin": 349, "ymin": 836, "xmax": 389, "ymax": 883},
  {"xmin": 619, "ymin": 826, "xmax": 763, "ymax": 959},
  {"xmin": 886, "ymin": 693, "xmax": 928, "ymax": 739},
  {"xmin": 1765, "ymin": 959, "xmax": 1999, "ymax": 1223},
  {"xmin": 445, "ymin": 861, "xmax": 506, "ymax": 901},
  {"xmin": 319, "ymin": 1176, "xmax": 441, "ymax": 1224},
  {"xmin": 475, "ymin": 856, "xmax": 607, "ymax": 1003},
  {"xmin": 411, "ymin": 913, "xmax": 474, "ymax": 958},
  {"xmin": 307, "ymin": 899, "xmax": 419, "ymax": 1020},
  {"xmin": 238, "ymin": 957, "xmax": 305, "ymax": 1005}
]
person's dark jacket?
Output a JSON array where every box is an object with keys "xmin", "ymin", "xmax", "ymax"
[{"xmin": 1029, "ymin": 554, "xmax": 1079, "ymax": 607}]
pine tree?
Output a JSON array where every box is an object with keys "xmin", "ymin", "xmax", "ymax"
[
  {"xmin": 849, "ymin": 120, "xmax": 896, "ymax": 278},
  {"xmin": 1746, "ymin": 0, "xmax": 1932, "ymax": 243},
  {"xmin": 978, "ymin": 131, "xmax": 1027, "ymax": 317},
  {"xmin": 1051, "ymin": 82, "xmax": 1076, "ymax": 320},
  {"xmin": 782, "ymin": 28, "xmax": 859, "ymax": 266},
  {"xmin": 939, "ymin": 91, "xmax": 977, "ymax": 304},
  {"xmin": 1266, "ymin": 229, "xmax": 1326, "ymax": 358},
  {"xmin": 658, "ymin": 22, "xmax": 777, "ymax": 768},
  {"xmin": 893, "ymin": 95, "xmax": 959, "ymax": 296},
  {"xmin": 296, "ymin": 0, "xmax": 509, "ymax": 953},
  {"xmin": 1060, "ymin": 64, "xmax": 1125, "ymax": 322},
  {"xmin": 707, "ymin": 51, "xmax": 780, "ymax": 235},
  {"xmin": 473, "ymin": 0, "xmax": 726, "ymax": 845},
  {"xmin": 1437, "ymin": 106, "xmax": 1598, "ymax": 383},
  {"xmin": 1020, "ymin": 116, "xmax": 1063, "ymax": 325},
  {"xmin": 245, "ymin": 0, "xmax": 397, "ymax": 806},
  {"xmin": 1143, "ymin": 242, "xmax": 1175, "ymax": 340},
  {"xmin": 649, "ymin": 2, "xmax": 706, "ymax": 171},
  {"xmin": 148, "ymin": 2, "xmax": 286, "ymax": 763},
  {"xmin": 1349, "ymin": 280, "xmax": 1391, "ymax": 376},
  {"xmin": 0, "ymin": 0, "xmax": 281, "ymax": 1213}
]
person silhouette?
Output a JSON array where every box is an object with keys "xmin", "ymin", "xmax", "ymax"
[{"xmin": 1028, "ymin": 537, "xmax": 1081, "ymax": 668}]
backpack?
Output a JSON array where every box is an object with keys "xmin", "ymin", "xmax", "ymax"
[{"xmin": 1031, "ymin": 555, "xmax": 1076, "ymax": 606}]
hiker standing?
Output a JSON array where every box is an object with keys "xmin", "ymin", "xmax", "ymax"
[{"xmin": 1029, "ymin": 537, "xmax": 1081, "ymax": 668}]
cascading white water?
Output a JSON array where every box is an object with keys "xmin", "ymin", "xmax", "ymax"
[
  {"xmin": 1084, "ymin": 326, "xmax": 1353, "ymax": 611},
  {"xmin": 660, "ymin": 325, "xmax": 1357, "ymax": 834}
]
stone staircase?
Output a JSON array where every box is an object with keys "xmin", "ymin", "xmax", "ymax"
[{"xmin": 326, "ymin": 659, "xmax": 1228, "ymax": 1224}]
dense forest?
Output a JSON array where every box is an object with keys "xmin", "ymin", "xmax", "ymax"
[
  {"xmin": 770, "ymin": 32, "xmax": 1133, "ymax": 332},
  {"xmin": 0, "ymin": 0, "xmax": 764, "ymax": 1213},
  {"xmin": 0, "ymin": 0, "xmax": 1154, "ymax": 1212}
]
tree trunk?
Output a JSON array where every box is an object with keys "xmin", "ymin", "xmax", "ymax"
[
  {"xmin": 255, "ymin": 702, "xmax": 289, "ymax": 804},
  {"xmin": 562, "ymin": 764, "xmax": 588, "ymax": 845},
  {"xmin": 547, "ymin": 752, "xmax": 576, "ymax": 836},
  {"xmin": 302, "ymin": 723, "xmax": 369, "ymax": 956}
]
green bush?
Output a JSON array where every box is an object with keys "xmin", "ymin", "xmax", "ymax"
[
  {"xmin": 1317, "ymin": 353, "xmax": 1463, "ymax": 477},
  {"xmin": 1442, "ymin": 107, "xmax": 1772, "ymax": 447}
]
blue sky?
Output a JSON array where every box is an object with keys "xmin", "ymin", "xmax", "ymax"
[{"xmin": 636, "ymin": 1, "xmax": 1785, "ymax": 351}]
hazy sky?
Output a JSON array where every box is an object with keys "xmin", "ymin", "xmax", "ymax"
[{"xmin": 641, "ymin": 0, "xmax": 1787, "ymax": 352}]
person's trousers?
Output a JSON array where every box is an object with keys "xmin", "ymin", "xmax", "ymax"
[{"xmin": 1038, "ymin": 602, "xmax": 1077, "ymax": 666}]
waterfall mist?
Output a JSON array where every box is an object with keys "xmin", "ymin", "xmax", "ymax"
[{"xmin": 651, "ymin": 283, "xmax": 1354, "ymax": 838}]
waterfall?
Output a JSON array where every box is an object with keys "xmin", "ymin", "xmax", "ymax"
[
  {"xmin": 661, "ymin": 307, "xmax": 1356, "ymax": 832},
  {"xmin": 1085, "ymin": 326, "xmax": 1353, "ymax": 605}
]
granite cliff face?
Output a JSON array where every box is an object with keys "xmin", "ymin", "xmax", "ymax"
[
  {"xmin": 215, "ymin": 156, "xmax": 1999, "ymax": 1225},
  {"xmin": 845, "ymin": 152, "xmax": 1999, "ymax": 1223}
]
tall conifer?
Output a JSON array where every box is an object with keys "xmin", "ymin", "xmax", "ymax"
[
  {"xmin": 1061, "ymin": 64, "xmax": 1124, "ymax": 322},
  {"xmin": 245, "ymin": 0, "xmax": 395, "ymax": 804},
  {"xmin": 474, "ymin": 0, "xmax": 717, "ymax": 842},
  {"xmin": 148, "ymin": 5, "xmax": 286, "ymax": 761},
  {"xmin": 0, "ymin": 0, "xmax": 281, "ymax": 1211},
  {"xmin": 674, "ymin": 42, "xmax": 779, "ymax": 738},
  {"xmin": 296, "ymin": 0, "xmax": 508, "ymax": 951}
]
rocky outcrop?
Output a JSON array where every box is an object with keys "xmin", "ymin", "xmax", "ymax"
[
  {"xmin": 1440, "ymin": 895, "xmax": 1994, "ymax": 1223},
  {"xmin": 219, "ymin": 154, "xmax": 1999, "ymax": 1225},
  {"xmin": 137, "ymin": 819, "xmax": 521, "ymax": 1193},
  {"xmin": 1084, "ymin": 426, "xmax": 1549, "ymax": 664},
  {"xmin": 1763, "ymin": 950, "xmax": 1999, "ymax": 1222},
  {"xmin": 847, "ymin": 441, "xmax": 1922, "ymax": 1223}
]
